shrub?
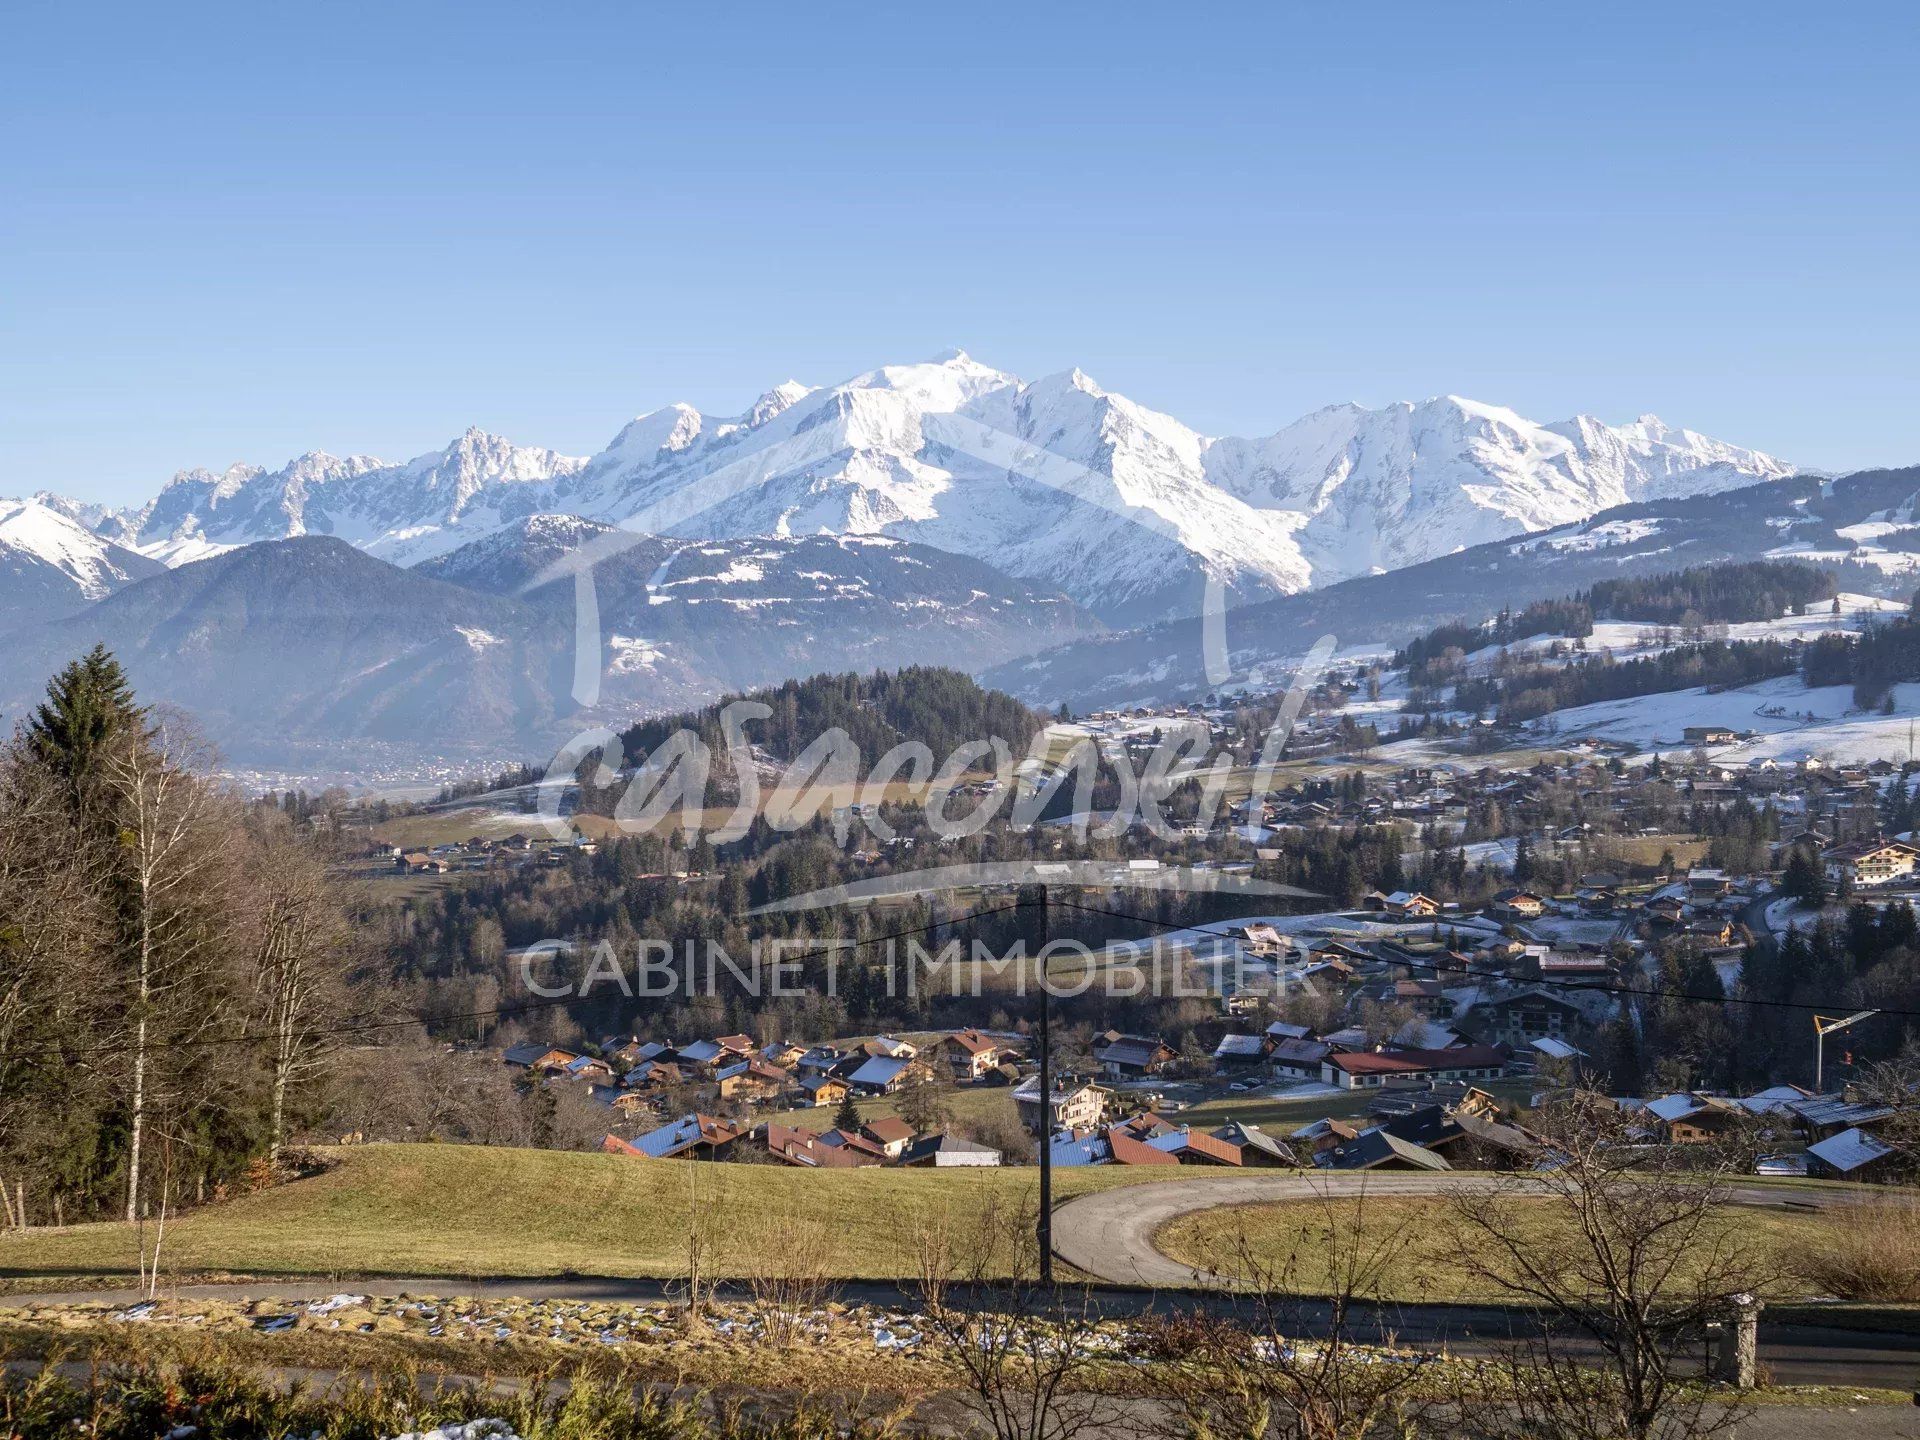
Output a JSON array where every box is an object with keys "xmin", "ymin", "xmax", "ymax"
[{"xmin": 1795, "ymin": 1201, "xmax": 1920, "ymax": 1301}]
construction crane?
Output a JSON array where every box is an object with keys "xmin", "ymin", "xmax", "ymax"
[{"xmin": 1814, "ymin": 1010, "xmax": 1879, "ymax": 1091}]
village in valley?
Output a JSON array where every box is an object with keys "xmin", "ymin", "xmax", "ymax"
[{"xmin": 490, "ymin": 699, "xmax": 1920, "ymax": 1189}]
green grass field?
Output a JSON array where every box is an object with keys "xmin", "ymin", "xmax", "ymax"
[{"xmin": 0, "ymin": 1143, "xmax": 1193, "ymax": 1287}]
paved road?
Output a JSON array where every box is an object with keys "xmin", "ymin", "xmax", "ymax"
[
  {"xmin": 6, "ymin": 1175, "xmax": 1915, "ymax": 1398},
  {"xmin": 1050, "ymin": 1171, "xmax": 1920, "ymax": 1390},
  {"xmin": 1052, "ymin": 1172, "xmax": 1878, "ymax": 1289}
]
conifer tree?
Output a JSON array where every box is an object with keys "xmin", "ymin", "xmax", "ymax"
[
  {"xmin": 833, "ymin": 1091, "xmax": 861, "ymax": 1133},
  {"xmin": 25, "ymin": 644, "xmax": 147, "ymax": 807}
]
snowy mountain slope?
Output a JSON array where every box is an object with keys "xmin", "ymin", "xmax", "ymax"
[
  {"xmin": 0, "ymin": 497, "xmax": 165, "ymax": 624},
  {"xmin": 0, "ymin": 520, "xmax": 1099, "ymax": 772},
  {"xmin": 416, "ymin": 513, "xmax": 1104, "ymax": 691},
  {"xmin": 981, "ymin": 463, "xmax": 1920, "ymax": 713},
  {"xmin": 55, "ymin": 353, "xmax": 1794, "ymax": 625},
  {"xmin": 99, "ymin": 429, "xmax": 588, "ymax": 570},
  {"xmin": 1202, "ymin": 397, "xmax": 1796, "ymax": 582}
]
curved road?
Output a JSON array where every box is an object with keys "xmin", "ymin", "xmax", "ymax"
[
  {"xmin": 1052, "ymin": 1171, "xmax": 1880, "ymax": 1289},
  {"xmin": 1051, "ymin": 1173, "xmax": 1920, "ymax": 1391}
]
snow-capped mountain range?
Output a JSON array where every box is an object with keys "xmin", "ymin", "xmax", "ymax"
[
  {"xmin": 22, "ymin": 352, "xmax": 1796, "ymax": 625},
  {"xmin": 0, "ymin": 497, "xmax": 162, "ymax": 622}
]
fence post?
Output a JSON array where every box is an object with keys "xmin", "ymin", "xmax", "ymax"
[{"xmin": 1710, "ymin": 1293, "xmax": 1762, "ymax": 1388}]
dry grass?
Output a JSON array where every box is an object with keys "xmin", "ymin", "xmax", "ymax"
[
  {"xmin": 1793, "ymin": 1200, "xmax": 1920, "ymax": 1301},
  {"xmin": 0, "ymin": 1142, "xmax": 1198, "ymax": 1286},
  {"xmin": 1157, "ymin": 1195, "xmax": 1849, "ymax": 1304}
]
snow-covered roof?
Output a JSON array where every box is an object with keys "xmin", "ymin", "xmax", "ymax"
[
  {"xmin": 1213, "ymin": 1033, "xmax": 1266, "ymax": 1058},
  {"xmin": 1530, "ymin": 1036, "xmax": 1583, "ymax": 1060}
]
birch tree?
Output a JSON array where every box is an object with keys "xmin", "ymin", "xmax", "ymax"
[{"xmin": 102, "ymin": 723, "xmax": 239, "ymax": 1221}]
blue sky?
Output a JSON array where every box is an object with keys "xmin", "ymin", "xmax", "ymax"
[{"xmin": 4, "ymin": 2, "xmax": 1916, "ymax": 505}]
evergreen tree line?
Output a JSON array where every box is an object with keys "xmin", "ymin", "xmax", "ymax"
[
  {"xmin": 1395, "ymin": 560, "xmax": 1837, "ymax": 686},
  {"xmin": 0, "ymin": 647, "xmax": 354, "ymax": 1223},
  {"xmin": 1451, "ymin": 638, "xmax": 1803, "ymax": 723},
  {"xmin": 615, "ymin": 667, "xmax": 1045, "ymax": 779},
  {"xmin": 1802, "ymin": 602, "xmax": 1920, "ymax": 708}
]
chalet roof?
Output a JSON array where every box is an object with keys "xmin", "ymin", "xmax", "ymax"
[
  {"xmin": 1147, "ymin": 1127, "xmax": 1243, "ymax": 1165},
  {"xmin": 1049, "ymin": 1135, "xmax": 1111, "ymax": 1167},
  {"xmin": 1326, "ymin": 1044, "xmax": 1507, "ymax": 1077},
  {"xmin": 1391, "ymin": 1020, "xmax": 1462, "ymax": 1050},
  {"xmin": 765, "ymin": 1123, "xmax": 871, "ymax": 1168},
  {"xmin": 901, "ymin": 1133, "xmax": 1002, "ymax": 1163},
  {"xmin": 1095, "ymin": 1034, "xmax": 1171, "ymax": 1068},
  {"xmin": 1271, "ymin": 1037, "xmax": 1334, "ymax": 1065},
  {"xmin": 1450, "ymin": 1108, "xmax": 1543, "ymax": 1155},
  {"xmin": 1789, "ymin": 1094, "xmax": 1897, "ymax": 1129},
  {"xmin": 1289, "ymin": 1117, "xmax": 1359, "ymax": 1142},
  {"xmin": 848, "ymin": 1055, "xmax": 911, "ymax": 1088},
  {"xmin": 1318, "ymin": 1126, "xmax": 1453, "ymax": 1172},
  {"xmin": 1823, "ymin": 837, "xmax": 1920, "ymax": 861},
  {"xmin": 1211, "ymin": 1120, "xmax": 1295, "ymax": 1164},
  {"xmin": 946, "ymin": 1029, "xmax": 998, "ymax": 1055},
  {"xmin": 863, "ymin": 1116, "xmax": 914, "ymax": 1145},
  {"xmin": 1213, "ymin": 1033, "xmax": 1267, "ymax": 1059},
  {"xmin": 1106, "ymin": 1128, "xmax": 1181, "ymax": 1166},
  {"xmin": 631, "ymin": 1113, "xmax": 741, "ymax": 1158},
  {"xmin": 1736, "ymin": 1084, "xmax": 1812, "ymax": 1114},
  {"xmin": 1379, "ymin": 1103, "xmax": 1464, "ymax": 1148},
  {"xmin": 1807, "ymin": 1126, "xmax": 1894, "ymax": 1173}
]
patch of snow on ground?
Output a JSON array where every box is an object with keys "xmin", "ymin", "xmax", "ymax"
[
  {"xmin": 1538, "ymin": 676, "xmax": 1920, "ymax": 765},
  {"xmin": 386, "ymin": 1422, "xmax": 521, "ymax": 1440}
]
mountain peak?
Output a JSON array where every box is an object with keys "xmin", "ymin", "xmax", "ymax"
[
  {"xmin": 744, "ymin": 380, "xmax": 811, "ymax": 427},
  {"xmin": 74, "ymin": 355, "xmax": 1799, "ymax": 622}
]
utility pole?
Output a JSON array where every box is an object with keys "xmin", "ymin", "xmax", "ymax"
[
  {"xmin": 1035, "ymin": 882, "xmax": 1053, "ymax": 1286},
  {"xmin": 1814, "ymin": 1009, "xmax": 1878, "ymax": 1091}
]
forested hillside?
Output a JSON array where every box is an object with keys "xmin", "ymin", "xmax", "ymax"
[
  {"xmin": 1395, "ymin": 559, "xmax": 1838, "ymax": 684},
  {"xmin": 618, "ymin": 667, "xmax": 1045, "ymax": 769}
]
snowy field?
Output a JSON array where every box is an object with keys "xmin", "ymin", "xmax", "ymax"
[
  {"xmin": 1456, "ymin": 594, "xmax": 1903, "ymax": 677},
  {"xmin": 1536, "ymin": 676, "xmax": 1920, "ymax": 765}
]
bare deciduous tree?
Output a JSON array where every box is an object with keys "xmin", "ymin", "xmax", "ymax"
[
  {"xmin": 1142, "ymin": 1180, "xmax": 1442, "ymax": 1440},
  {"xmin": 241, "ymin": 810, "xmax": 353, "ymax": 1166},
  {"xmin": 103, "ymin": 721, "xmax": 239, "ymax": 1222},
  {"xmin": 744, "ymin": 1211, "xmax": 839, "ymax": 1346},
  {"xmin": 915, "ymin": 1189, "xmax": 1113, "ymax": 1440},
  {"xmin": 1444, "ymin": 1106, "xmax": 1768, "ymax": 1440}
]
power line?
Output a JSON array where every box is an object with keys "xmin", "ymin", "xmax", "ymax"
[
  {"xmin": 2, "ymin": 899, "xmax": 1034, "ymax": 1065},
  {"xmin": 11, "ymin": 887, "xmax": 1911, "ymax": 1068}
]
